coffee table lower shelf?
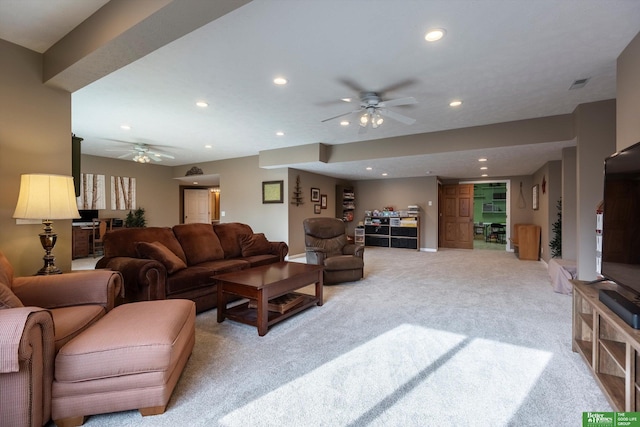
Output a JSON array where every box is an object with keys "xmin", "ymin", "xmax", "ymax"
[{"xmin": 224, "ymin": 293, "xmax": 318, "ymax": 328}]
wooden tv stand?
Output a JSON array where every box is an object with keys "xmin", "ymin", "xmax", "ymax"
[{"xmin": 572, "ymin": 279, "xmax": 640, "ymax": 411}]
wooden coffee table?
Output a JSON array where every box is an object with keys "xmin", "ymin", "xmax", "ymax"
[{"xmin": 215, "ymin": 262, "xmax": 323, "ymax": 336}]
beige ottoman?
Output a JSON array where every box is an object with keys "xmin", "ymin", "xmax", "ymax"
[{"xmin": 51, "ymin": 299, "xmax": 195, "ymax": 427}]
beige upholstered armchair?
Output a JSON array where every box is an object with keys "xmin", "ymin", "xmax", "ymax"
[
  {"xmin": 0, "ymin": 251, "xmax": 122, "ymax": 427},
  {"xmin": 303, "ymin": 217, "xmax": 364, "ymax": 284}
]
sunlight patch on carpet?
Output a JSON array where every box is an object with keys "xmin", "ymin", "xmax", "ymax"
[{"xmin": 218, "ymin": 324, "xmax": 552, "ymax": 426}]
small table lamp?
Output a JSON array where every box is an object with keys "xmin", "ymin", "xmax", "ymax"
[{"xmin": 13, "ymin": 174, "xmax": 80, "ymax": 275}]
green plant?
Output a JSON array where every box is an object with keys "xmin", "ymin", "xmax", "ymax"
[
  {"xmin": 125, "ymin": 207, "xmax": 146, "ymax": 228},
  {"xmin": 549, "ymin": 198, "xmax": 562, "ymax": 258}
]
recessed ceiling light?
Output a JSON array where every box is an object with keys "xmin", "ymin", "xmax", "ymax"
[
  {"xmin": 382, "ymin": 173, "xmax": 388, "ymax": 176},
  {"xmin": 193, "ymin": 181, "xmax": 199, "ymax": 185},
  {"xmin": 478, "ymin": 158, "xmax": 488, "ymax": 162},
  {"xmin": 481, "ymin": 174, "xmax": 488, "ymax": 177},
  {"xmin": 341, "ymin": 98, "xmax": 352, "ymax": 103},
  {"xmin": 366, "ymin": 167, "xmax": 373, "ymax": 171},
  {"xmin": 273, "ymin": 77, "xmax": 288, "ymax": 85},
  {"xmin": 196, "ymin": 101, "xmax": 208, "ymax": 108},
  {"xmin": 449, "ymin": 100, "xmax": 462, "ymax": 107},
  {"xmin": 480, "ymin": 166, "xmax": 488, "ymax": 170},
  {"xmin": 340, "ymin": 120, "xmax": 350, "ymax": 126},
  {"xmin": 120, "ymin": 125, "xmax": 131, "ymax": 130},
  {"xmin": 425, "ymin": 28, "xmax": 446, "ymax": 42},
  {"xmin": 276, "ymin": 131, "xmax": 285, "ymax": 136},
  {"xmin": 205, "ymin": 145, "xmax": 212, "ymax": 149}
]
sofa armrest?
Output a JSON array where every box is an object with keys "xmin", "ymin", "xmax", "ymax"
[
  {"xmin": 343, "ymin": 244, "xmax": 364, "ymax": 258},
  {"xmin": 269, "ymin": 241, "xmax": 289, "ymax": 261},
  {"xmin": 305, "ymin": 247, "xmax": 327, "ymax": 265},
  {"xmin": 0, "ymin": 308, "xmax": 54, "ymax": 373},
  {"xmin": 12, "ymin": 271, "xmax": 122, "ymax": 311},
  {"xmin": 98, "ymin": 257, "xmax": 167, "ymax": 303}
]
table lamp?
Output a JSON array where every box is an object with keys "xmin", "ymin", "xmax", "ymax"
[{"xmin": 13, "ymin": 174, "xmax": 80, "ymax": 275}]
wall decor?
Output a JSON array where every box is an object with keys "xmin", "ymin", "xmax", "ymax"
[
  {"xmin": 291, "ymin": 175, "xmax": 303, "ymax": 206},
  {"xmin": 262, "ymin": 180, "xmax": 283, "ymax": 204},
  {"xmin": 532, "ymin": 184, "xmax": 539, "ymax": 210},
  {"xmin": 77, "ymin": 173, "xmax": 106, "ymax": 209},
  {"xmin": 311, "ymin": 188, "xmax": 320, "ymax": 202},
  {"xmin": 111, "ymin": 176, "xmax": 136, "ymax": 210},
  {"xmin": 314, "ymin": 204, "xmax": 321, "ymax": 214},
  {"xmin": 320, "ymin": 194, "xmax": 327, "ymax": 209}
]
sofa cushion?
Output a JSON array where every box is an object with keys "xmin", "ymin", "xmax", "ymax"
[
  {"xmin": 307, "ymin": 235, "xmax": 347, "ymax": 258},
  {"xmin": 54, "ymin": 300, "xmax": 194, "ymax": 383},
  {"xmin": 165, "ymin": 260, "xmax": 248, "ymax": 295},
  {"xmin": 240, "ymin": 233, "xmax": 272, "ymax": 257},
  {"xmin": 324, "ymin": 254, "xmax": 364, "ymax": 271},
  {"xmin": 50, "ymin": 305, "xmax": 106, "ymax": 352},
  {"xmin": 103, "ymin": 227, "xmax": 187, "ymax": 263},
  {"xmin": 214, "ymin": 222, "xmax": 254, "ymax": 259},
  {"xmin": 0, "ymin": 251, "xmax": 15, "ymax": 288},
  {"xmin": 0, "ymin": 280, "xmax": 23, "ymax": 309},
  {"xmin": 136, "ymin": 241, "xmax": 188, "ymax": 274},
  {"xmin": 173, "ymin": 223, "xmax": 225, "ymax": 265}
]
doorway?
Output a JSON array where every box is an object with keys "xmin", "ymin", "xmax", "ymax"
[{"xmin": 438, "ymin": 180, "xmax": 510, "ymax": 251}]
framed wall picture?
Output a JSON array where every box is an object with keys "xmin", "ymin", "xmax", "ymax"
[
  {"xmin": 532, "ymin": 184, "xmax": 539, "ymax": 210},
  {"xmin": 262, "ymin": 180, "xmax": 283, "ymax": 204},
  {"xmin": 320, "ymin": 194, "xmax": 327, "ymax": 209},
  {"xmin": 311, "ymin": 188, "xmax": 320, "ymax": 202},
  {"xmin": 314, "ymin": 204, "xmax": 321, "ymax": 214}
]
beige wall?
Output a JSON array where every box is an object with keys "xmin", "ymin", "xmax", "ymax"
[
  {"xmin": 561, "ymin": 147, "xmax": 577, "ymax": 261},
  {"xmin": 81, "ymin": 154, "xmax": 180, "ymax": 226},
  {"xmin": 0, "ymin": 40, "xmax": 73, "ymax": 276},
  {"xmin": 532, "ymin": 160, "xmax": 561, "ymax": 263},
  {"xmin": 287, "ymin": 169, "xmax": 348, "ymax": 257},
  {"xmin": 574, "ymin": 100, "xmax": 616, "ymax": 280},
  {"xmin": 617, "ymin": 31, "xmax": 640, "ymax": 151},
  {"xmin": 356, "ymin": 176, "xmax": 439, "ymax": 251},
  {"xmin": 174, "ymin": 156, "xmax": 289, "ymax": 243}
]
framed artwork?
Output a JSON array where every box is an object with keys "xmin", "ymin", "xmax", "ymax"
[
  {"xmin": 311, "ymin": 188, "xmax": 320, "ymax": 202},
  {"xmin": 532, "ymin": 184, "xmax": 539, "ymax": 210},
  {"xmin": 111, "ymin": 176, "xmax": 136, "ymax": 210},
  {"xmin": 77, "ymin": 173, "xmax": 106, "ymax": 210},
  {"xmin": 320, "ymin": 194, "xmax": 327, "ymax": 209},
  {"xmin": 314, "ymin": 204, "xmax": 321, "ymax": 214},
  {"xmin": 262, "ymin": 180, "xmax": 283, "ymax": 203}
]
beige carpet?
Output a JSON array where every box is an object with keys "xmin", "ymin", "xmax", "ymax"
[{"xmin": 66, "ymin": 247, "xmax": 610, "ymax": 427}]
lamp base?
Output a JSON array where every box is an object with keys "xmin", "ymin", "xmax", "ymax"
[{"xmin": 37, "ymin": 229, "xmax": 62, "ymax": 275}]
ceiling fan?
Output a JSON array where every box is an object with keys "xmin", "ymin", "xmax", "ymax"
[
  {"xmin": 321, "ymin": 79, "xmax": 418, "ymax": 129},
  {"xmin": 106, "ymin": 142, "xmax": 175, "ymax": 163}
]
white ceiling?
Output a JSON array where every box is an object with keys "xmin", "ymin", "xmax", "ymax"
[{"xmin": 2, "ymin": 0, "xmax": 640, "ymax": 181}]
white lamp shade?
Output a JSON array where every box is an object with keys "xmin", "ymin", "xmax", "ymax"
[{"xmin": 13, "ymin": 174, "xmax": 80, "ymax": 220}]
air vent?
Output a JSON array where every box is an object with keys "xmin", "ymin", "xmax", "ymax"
[{"xmin": 570, "ymin": 78, "xmax": 590, "ymax": 90}]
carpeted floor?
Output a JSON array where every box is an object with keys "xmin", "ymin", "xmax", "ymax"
[{"xmin": 68, "ymin": 247, "xmax": 610, "ymax": 426}]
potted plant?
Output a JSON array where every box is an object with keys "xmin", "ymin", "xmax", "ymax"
[
  {"xmin": 549, "ymin": 198, "xmax": 561, "ymax": 258},
  {"xmin": 125, "ymin": 207, "xmax": 146, "ymax": 228}
]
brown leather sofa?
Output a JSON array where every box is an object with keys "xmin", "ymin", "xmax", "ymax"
[
  {"xmin": 95, "ymin": 222, "xmax": 288, "ymax": 312},
  {"xmin": 0, "ymin": 251, "xmax": 122, "ymax": 427},
  {"xmin": 303, "ymin": 217, "xmax": 364, "ymax": 284}
]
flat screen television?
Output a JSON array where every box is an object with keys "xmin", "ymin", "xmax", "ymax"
[
  {"xmin": 74, "ymin": 209, "xmax": 99, "ymax": 224},
  {"xmin": 601, "ymin": 141, "xmax": 640, "ymax": 296}
]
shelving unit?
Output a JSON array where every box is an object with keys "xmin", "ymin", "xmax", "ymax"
[
  {"xmin": 572, "ymin": 280, "xmax": 640, "ymax": 411},
  {"xmin": 354, "ymin": 227, "xmax": 365, "ymax": 245},
  {"xmin": 364, "ymin": 216, "xmax": 419, "ymax": 250},
  {"xmin": 336, "ymin": 185, "xmax": 355, "ymax": 222}
]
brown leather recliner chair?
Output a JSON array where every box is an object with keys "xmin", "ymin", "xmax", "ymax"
[
  {"xmin": 303, "ymin": 217, "xmax": 364, "ymax": 285},
  {"xmin": 0, "ymin": 251, "xmax": 121, "ymax": 427}
]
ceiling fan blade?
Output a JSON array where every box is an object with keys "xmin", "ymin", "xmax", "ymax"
[
  {"xmin": 379, "ymin": 108, "xmax": 416, "ymax": 125},
  {"xmin": 338, "ymin": 78, "xmax": 367, "ymax": 94},
  {"xmin": 378, "ymin": 78, "xmax": 418, "ymax": 95},
  {"xmin": 149, "ymin": 151, "xmax": 175, "ymax": 159},
  {"xmin": 117, "ymin": 152, "xmax": 134, "ymax": 159},
  {"xmin": 149, "ymin": 154, "xmax": 163, "ymax": 162},
  {"xmin": 321, "ymin": 109, "xmax": 361, "ymax": 123},
  {"xmin": 379, "ymin": 97, "xmax": 417, "ymax": 108}
]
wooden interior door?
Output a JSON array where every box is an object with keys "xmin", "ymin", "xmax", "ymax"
[
  {"xmin": 439, "ymin": 184, "xmax": 474, "ymax": 249},
  {"xmin": 184, "ymin": 189, "xmax": 211, "ymax": 224}
]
